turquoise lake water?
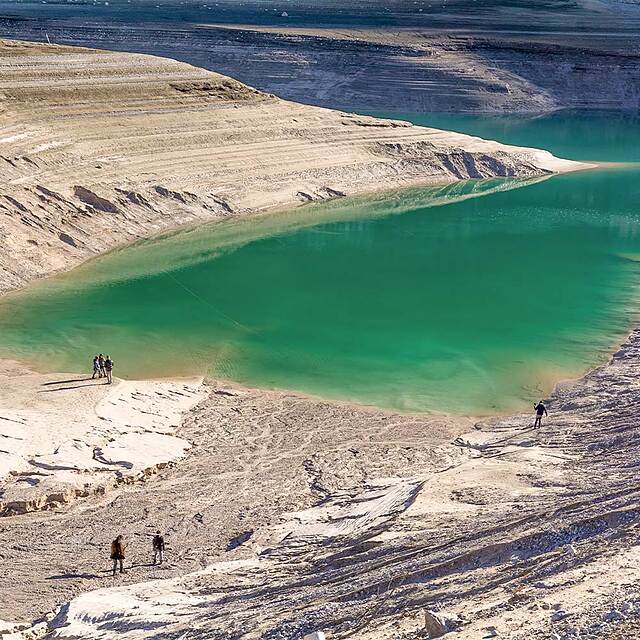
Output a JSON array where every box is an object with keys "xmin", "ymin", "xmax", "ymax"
[{"xmin": 0, "ymin": 111, "xmax": 639, "ymax": 414}]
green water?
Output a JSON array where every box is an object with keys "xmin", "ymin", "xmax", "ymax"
[{"xmin": 1, "ymin": 111, "xmax": 639, "ymax": 414}]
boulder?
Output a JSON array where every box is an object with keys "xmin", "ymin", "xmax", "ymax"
[{"xmin": 423, "ymin": 609, "xmax": 462, "ymax": 638}]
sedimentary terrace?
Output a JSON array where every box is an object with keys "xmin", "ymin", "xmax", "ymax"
[
  {"xmin": 0, "ymin": 39, "xmax": 582, "ymax": 293},
  {"xmin": 2, "ymin": 16, "xmax": 639, "ymax": 114},
  {"xmin": 0, "ymin": 359, "xmax": 206, "ymax": 518}
]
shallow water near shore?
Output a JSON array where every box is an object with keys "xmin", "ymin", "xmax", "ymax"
[{"xmin": 1, "ymin": 111, "xmax": 640, "ymax": 415}]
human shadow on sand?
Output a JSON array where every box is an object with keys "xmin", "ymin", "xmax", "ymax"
[
  {"xmin": 39, "ymin": 380, "xmax": 106, "ymax": 392},
  {"xmin": 46, "ymin": 572, "xmax": 101, "ymax": 580},
  {"xmin": 41, "ymin": 378, "xmax": 93, "ymax": 386}
]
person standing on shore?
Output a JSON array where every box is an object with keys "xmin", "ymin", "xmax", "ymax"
[
  {"xmin": 104, "ymin": 355, "xmax": 114, "ymax": 384},
  {"xmin": 98, "ymin": 354, "xmax": 105, "ymax": 378},
  {"xmin": 534, "ymin": 400, "xmax": 548, "ymax": 428},
  {"xmin": 92, "ymin": 355, "xmax": 100, "ymax": 379},
  {"xmin": 152, "ymin": 531, "xmax": 165, "ymax": 565},
  {"xmin": 110, "ymin": 535, "xmax": 125, "ymax": 576}
]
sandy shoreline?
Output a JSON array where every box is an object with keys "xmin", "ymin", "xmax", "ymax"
[
  {"xmin": 0, "ymin": 358, "xmax": 206, "ymax": 517},
  {"xmin": 2, "ymin": 329, "xmax": 640, "ymax": 637},
  {"xmin": 1, "ymin": 38, "xmax": 639, "ymax": 640},
  {"xmin": 0, "ymin": 173, "xmax": 554, "ymax": 309},
  {"xmin": 0, "ymin": 38, "xmax": 586, "ymax": 295},
  {"xmin": 0, "ymin": 363, "xmax": 474, "ymax": 621}
]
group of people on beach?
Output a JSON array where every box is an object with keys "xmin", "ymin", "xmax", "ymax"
[
  {"xmin": 110, "ymin": 532, "xmax": 165, "ymax": 576},
  {"xmin": 92, "ymin": 353, "xmax": 114, "ymax": 384}
]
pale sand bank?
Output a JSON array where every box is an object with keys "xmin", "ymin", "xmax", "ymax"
[
  {"xmin": 0, "ymin": 39, "xmax": 587, "ymax": 294},
  {"xmin": 0, "ymin": 359, "xmax": 205, "ymax": 516},
  {"xmin": 0, "ymin": 374, "xmax": 472, "ymax": 625}
]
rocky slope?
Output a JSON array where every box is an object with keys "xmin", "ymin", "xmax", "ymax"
[
  {"xmin": 0, "ymin": 375, "xmax": 471, "ymax": 624},
  {"xmin": 0, "ymin": 39, "xmax": 583, "ymax": 293},
  {"xmin": 1, "ymin": 15, "xmax": 639, "ymax": 114},
  {"xmin": 4, "ymin": 329, "xmax": 640, "ymax": 638}
]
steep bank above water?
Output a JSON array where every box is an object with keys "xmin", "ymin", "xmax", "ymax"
[
  {"xmin": 2, "ymin": 15, "xmax": 639, "ymax": 114},
  {"xmin": 0, "ymin": 39, "xmax": 582, "ymax": 294}
]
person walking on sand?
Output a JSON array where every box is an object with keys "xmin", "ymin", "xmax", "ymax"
[
  {"xmin": 104, "ymin": 355, "xmax": 114, "ymax": 384},
  {"xmin": 92, "ymin": 355, "xmax": 100, "ymax": 379},
  {"xmin": 110, "ymin": 535, "xmax": 125, "ymax": 576},
  {"xmin": 534, "ymin": 400, "xmax": 548, "ymax": 428},
  {"xmin": 98, "ymin": 353, "xmax": 105, "ymax": 378},
  {"xmin": 152, "ymin": 531, "xmax": 165, "ymax": 565}
]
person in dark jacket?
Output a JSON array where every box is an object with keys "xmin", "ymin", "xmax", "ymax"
[
  {"xmin": 104, "ymin": 355, "xmax": 114, "ymax": 385},
  {"xmin": 152, "ymin": 531, "xmax": 165, "ymax": 565},
  {"xmin": 110, "ymin": 535, "xmax": 125, "ymax": 576},
  {"xmin": 534, "ymin": 401, "xmax": 548, "ymax": 428}
]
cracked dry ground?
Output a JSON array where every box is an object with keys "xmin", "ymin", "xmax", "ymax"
[{"xmin": 3, "ymin": 330, "xmax": 640, "ymax": 636}]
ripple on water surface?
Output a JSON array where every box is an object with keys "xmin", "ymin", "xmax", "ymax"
[{"xmin": 1, "ymin": 111, "xmax": 640, "ymax": 415}]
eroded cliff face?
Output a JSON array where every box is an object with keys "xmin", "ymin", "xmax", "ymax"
[
  {"xmin": 0, "ymin": 39, "xmax": 580, "ymax": 293},
  {"xmin": 2, "ymin": 13, "xmax": 639, "ymax": 114}
]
